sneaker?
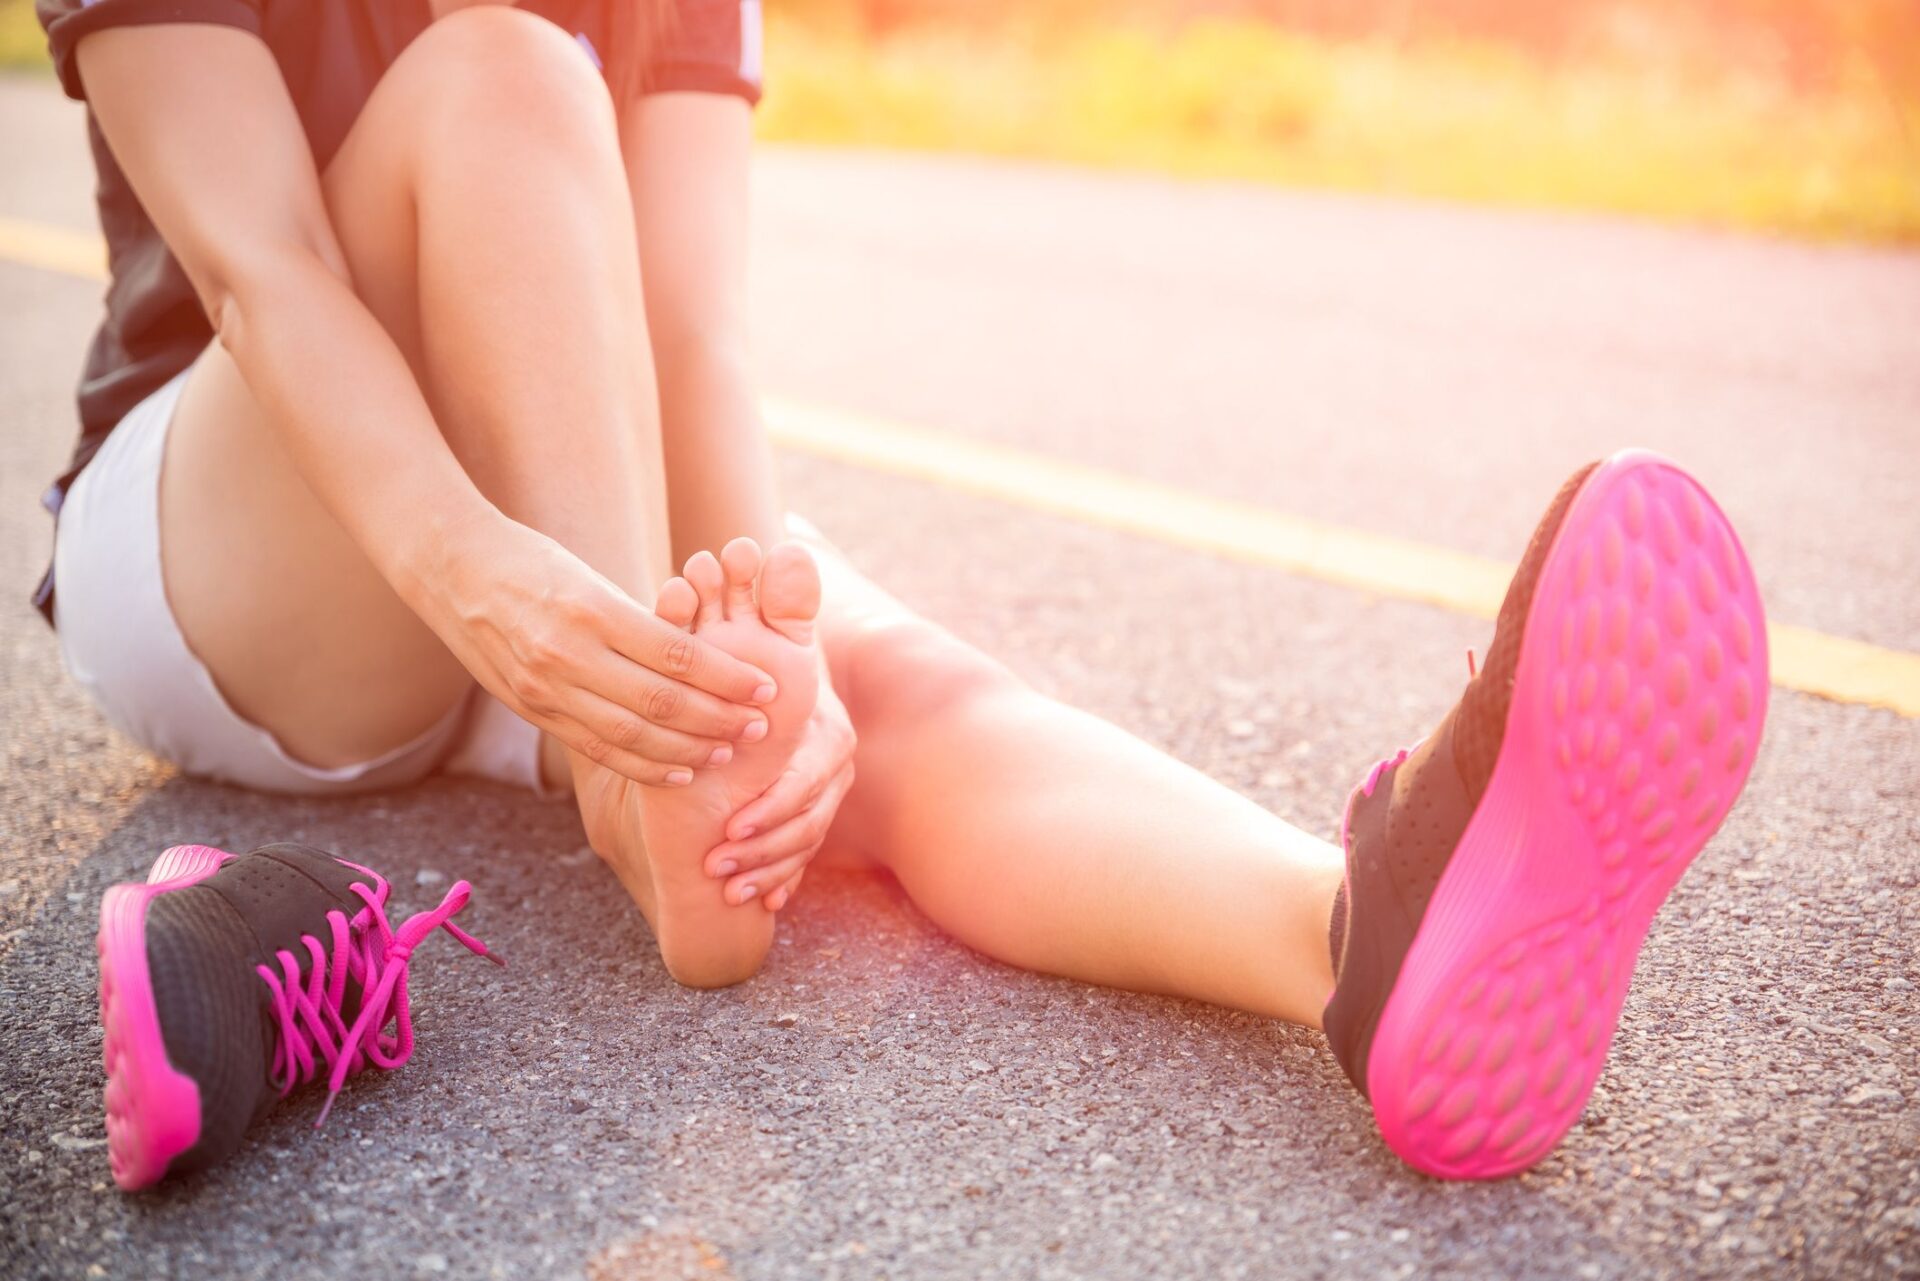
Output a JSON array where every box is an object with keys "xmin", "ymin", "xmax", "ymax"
[
  {"xmin": 1322, "ymin": 450, "xmax": 1767, "ymax": 1178},
  {"xmin": 96, "ymin": 842, "xmax": 496, "ymax": 1190}
]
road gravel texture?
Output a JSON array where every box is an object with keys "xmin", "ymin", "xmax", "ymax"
[{"xmin": 1, "ymin": 76, "xmax": 1916, "ymax": 1279}]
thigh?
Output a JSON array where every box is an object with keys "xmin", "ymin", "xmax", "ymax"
[
  {"xmin": 160, "ymin": 347, "xmax": 467, "ymax": 770},
  {"xmin": 158, "ymin": 61, "xmax": 468, "ymax": 770}
]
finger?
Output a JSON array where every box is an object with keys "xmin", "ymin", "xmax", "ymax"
[
  {"xmin": 719, "ymin": 537, "xmax": 762, "ymax": 620},
  {"xmin": 654, "ymin": 576, "xmax": 698, "ymax": 629},
  {"xmin": 764, "ymin": 867, "xmax": 807, "ymax": 913},
  {"xmin": 724, "ymin": 847, "xmax": 814, "ymax": 907},
  {"xmin": 568, "ymin": 688, "xmax": 737, "ymax": 772},
  {"xmin": 542, "ymin": 710, "xmax": 700, "ymax": 788},
  {"xmin": 725, "ymin": 766, "xmax": 820, "ymax": 844},
  {"xmin": 614, "ymin": 664, "xmax": 770, "ymax": 743},
  {"xmin": 683, "ymin": 550, "xmax": 725, "ymax": 627},
  {"xmin": 729, "ymin": 747, "xmax": 855, "ymax": 843},
  {"xmin": 598, "ymin": 604, "xmax": 775, "ymax": 728},
  {"xmin": 705, "ymin": 802, "xmax": 829, "ymax": 877}
]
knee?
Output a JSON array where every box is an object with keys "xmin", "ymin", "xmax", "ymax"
[
  {"xmin": 841, "ymin": 617, "xmax": 1024, "ymax": 730},
  {"xmin": 398, "ymin": 7, "xmax": 617, "ymax": 152}
]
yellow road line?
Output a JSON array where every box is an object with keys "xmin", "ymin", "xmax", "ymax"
[
  {"xmin": 7, "ymin": 216, "xmax": 1918, "ymax": 718},
  {"xmin": 0, "ymin": 217, "xmax": 106, "ymax": 280},
  {"xmin": 762, "ymin": 400, "xmax": 1920, "ymax": 717}
]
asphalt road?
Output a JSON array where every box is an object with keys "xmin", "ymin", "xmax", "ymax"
[{"xmin": 2, "ymin": 72, "xmax": 1918, "ymax": 1280}]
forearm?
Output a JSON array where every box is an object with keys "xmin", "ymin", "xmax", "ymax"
[
  {"xmin": 75, "ymin": 24, "xmax": 502, "ymax": 597},
  {"xmin": 655, "ymin": 335, "xmax": 785, "ymax": 565},
  {"xmin": 215, "ymin": 250, "xmax": 502, "ymax": 599},
  {"xmin": 620, "ymin": 92, "xmax": 778, "ymax": 566}
]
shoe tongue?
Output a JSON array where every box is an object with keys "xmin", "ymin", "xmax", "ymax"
[
  {"xmin": 204, "ymin": 844, "xmax": 381, "ymax": 965},
  {"xmin": 1452, "ymin": 460, "xmax": 1598, "ymax": 805},
  {"xmin": 1348, "ymin": 710, "xmax": 1476, "ymax": 924}
]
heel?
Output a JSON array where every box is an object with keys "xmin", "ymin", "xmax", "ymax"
[{"xmin": 98, "ymin": 883, "xmax": 204, "ymax": 1189}]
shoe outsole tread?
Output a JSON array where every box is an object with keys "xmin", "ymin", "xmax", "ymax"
[{"xmin": 1368, "ymin": 451, "xmax": 1768, "ymax": 1178}]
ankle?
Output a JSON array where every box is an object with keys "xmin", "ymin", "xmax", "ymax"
[{"xmin": 538, "ymin": 733, "xmax": 575, "ymax": 797}]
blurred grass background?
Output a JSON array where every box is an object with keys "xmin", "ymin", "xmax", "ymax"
[
  {"xmin": 755, "ymin": 0, "xmax": 1920, "ymax": 241},
  {"xmin": 3, "ymin": 0, "xmax": 1916, "ymax": 240}
]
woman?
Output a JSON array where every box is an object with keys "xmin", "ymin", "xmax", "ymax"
[{"xmin": 42, "ymin": 0, "xmax": 1767, "ymax": 1190}]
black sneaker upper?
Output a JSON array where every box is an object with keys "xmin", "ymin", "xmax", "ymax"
[
  {"xmin": 145, "ymin": 843, "xmax": 376, "ymax": 1174},
  {"xmin": 1322, "ymin": 462, "xmax": 1597, "ymax": 1097}
]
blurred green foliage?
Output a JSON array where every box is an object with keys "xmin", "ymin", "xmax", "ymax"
[
  {"xmin": 769, "ymin": 0, "xmax": 1920, "ymax": 98},
  {"xmin": 3, "ymin": 0, "xmax": 1913, "ymax": 238},
  {"xmin": 758, "ymin": 1, "xmax": 1919, "ymax": 240},
  {"xmin": 0, "ymin": 0, "xmax": 47, "ymax": 70}
]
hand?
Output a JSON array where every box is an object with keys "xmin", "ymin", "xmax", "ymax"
[
  {"xmin": 703, "ymin": 666, "xmax": 856, "ymax": 911},
  {"xmin": 409, "ymin": 513, "xmax": 778, "ymax": 785}
]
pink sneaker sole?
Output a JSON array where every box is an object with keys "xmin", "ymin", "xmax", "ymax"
[
  {"xmin": 1366, "ymin": 451, "xmax": 1768, "ymax": 1178},
  {"xmin": 98, "ymin": 843, "xmax": 234, "ymax": 1191}
]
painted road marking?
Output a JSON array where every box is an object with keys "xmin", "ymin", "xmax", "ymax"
[
  {"xmin": 761, "ymin": 399, "xmax": 1920, "ymax": 718},
  {"xmin": 7, "ymin": 217, "xmax": 1918, "ymax": 718},
  {"xmin": 0, "ymin": 216, "xmax": 106, "ymax": 279}
]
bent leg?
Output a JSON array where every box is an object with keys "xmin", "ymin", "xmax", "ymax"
[
  {"xmin": 162, "ymin": 9, "xmax": 667, "ymax": 767},
  {"xmin": 160, "ymin": 350, "xmax": 469, "ymax": 767},
  {"xmin": 809, "ymin": 533, "xmax": 1343, "ymax": 1028},
  {"xmin": 157, "ymin": 10, "xmax": 774, "ymax": 977}
]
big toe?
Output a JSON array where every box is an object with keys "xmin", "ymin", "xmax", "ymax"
[{"xmin": 757, "ymin": 541, "xmax": 822, "ymax": 644}]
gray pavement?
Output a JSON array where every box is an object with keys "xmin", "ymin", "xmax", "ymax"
[{"xmin": 2, "ymin": 72, "xmax": 1918, "ymax": 1280}]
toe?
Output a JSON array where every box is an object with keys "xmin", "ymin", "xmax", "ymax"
[
  {"xmin": 757, "ymin": 541, "xmax": 822, "ymax": 644},
  {"xmin": 719, "ymin": 537, "xmax": 762, "ymax": 620},
  {"xmin": 683, "ymin": 551, "xmax": 725, "ymax": 626},
  {"xmin": 654, "ymin": 576, "xmax": 698, "ymax": 629}
]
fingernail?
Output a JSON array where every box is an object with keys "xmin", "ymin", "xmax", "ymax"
[
  {"xmin": 736, "ymin": 884, "xmax": 758, "ymax": 903},
  {"xmin": 740, "ymin": 719, "xmax": 768, "ymax": 743},
  {"xmin": 714, "ymin": 860, "xmax": 738, "ymax": 877},
  {"xmin": 734, "ymin": 824, "xmax": 757, "ymax": 841},
  {"xmin": 752, "ymin": 683, "xmax": 777, "ymax": 704},
  {"xmin": 666, "ymin": 770, "xmax": 693, "ymax": 786},
  {"xmin": 707, "ymin": 745, "xmax": 733, "ymax": 767}
]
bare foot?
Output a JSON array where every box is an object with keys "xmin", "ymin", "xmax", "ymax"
[{"xmin": 574, "ymin": 538, "xmax": 821, "ymax": 987}]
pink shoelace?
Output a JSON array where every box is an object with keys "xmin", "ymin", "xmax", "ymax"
[
  {"xmin": 1358, "ymin": 746, "xmax": 1412, "ymax": 799},
  {"xmin": 253, "ymin": 866, "xmax": 500, "ymax": 1125}
]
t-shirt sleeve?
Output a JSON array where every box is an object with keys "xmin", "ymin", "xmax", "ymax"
[
  {"xmin": 37, "ymin": 0, "xmax": 265, "ymax": 101},
  {"xmin": 647, "ymin": 0, "xmax": 762, "ymax": 105}
]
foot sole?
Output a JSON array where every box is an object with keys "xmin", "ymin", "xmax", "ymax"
[
  {"xmin": 1367, "ymin": 452, "xmax": 1768, "ymax": 1178},
  {"xmin": 98, "ymin": 844, "xmax": 233, "ymax": 1190}
]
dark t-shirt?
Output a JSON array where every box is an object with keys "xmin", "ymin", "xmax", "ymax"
[{"xmin": 33, "ymin": 0, "xmax": 762, "ymax": 622}]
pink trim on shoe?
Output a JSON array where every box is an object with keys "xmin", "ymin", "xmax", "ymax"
[
  {"xmin": 98, "ymin": 844, "xmax": 232, "ymax": 1191},
  {"xmin": 1365, "ymin": 450, "xmax": 1769, "ymax": 1178}
]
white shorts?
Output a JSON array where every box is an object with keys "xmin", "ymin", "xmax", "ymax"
[{"xmin": 51, "ymin": 365, "xmax": 558, "ymax": 797}]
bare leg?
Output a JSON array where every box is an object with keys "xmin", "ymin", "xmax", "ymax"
[
  {"xmin": 619, "ymin": 92, "xmax": 784, "ymax": 564},
  {"xmin": 161, "ymin": 10, "xmax": 666, "ymax": 763},
  {"xmin": 156, "ymin": 9, "xmax": 779, "ymax": 977},
  {"xmin": 807, "ymin": 531, "xmax": 1344, "ymax": 1028}
]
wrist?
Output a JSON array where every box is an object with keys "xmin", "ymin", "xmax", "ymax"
[{"xmin": 387, "ymin": 494, "xmax": 512, "ymax": 612}]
